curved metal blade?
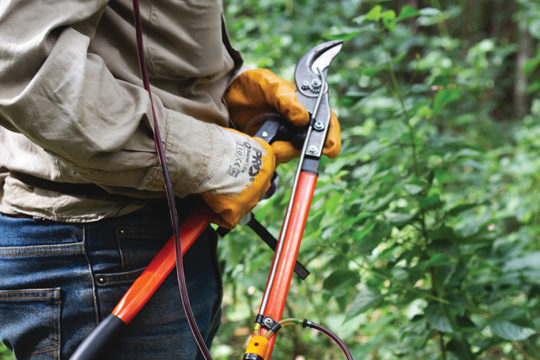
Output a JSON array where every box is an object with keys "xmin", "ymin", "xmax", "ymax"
[
  {"xmin": 310, "ymin": 41, "xmax": 343, "ymax": 73},
  {"xmin": 294, "ymin": 40, "xmax": 343, "ymax": 97}
]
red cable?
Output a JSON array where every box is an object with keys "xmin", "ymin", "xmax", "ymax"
[
  {"xmin": 131, "ymin": 2, "xmax": 213, "ymax": 359},
  {"xmin": 303, "ymin": 320, "xmax": 354, "ymax": 360}
]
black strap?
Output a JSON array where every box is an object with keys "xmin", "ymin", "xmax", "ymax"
[
  {"xmin": 217, "ymin": 215, "xmax": 310, "ymax": 280},
  {"xmin": 10, "ymin": 171, "xmax": 114, "ymax": 198}
]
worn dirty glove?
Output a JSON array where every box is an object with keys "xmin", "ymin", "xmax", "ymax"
[
  {"xmin": 201, "ymin": 128, "xmax": 276, "ymax": 229},
  {"xmin": 225, "ymin": 68, "xmax": 341, "ymax": 164}
]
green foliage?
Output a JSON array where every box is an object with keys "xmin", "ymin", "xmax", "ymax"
[
  {"xmin": 216, "ymin": 0, "xmax": 540, "ymax": 359},
  {"xmin": 3, "ymin": 1, "xmax": 538, "ymax": 359}
]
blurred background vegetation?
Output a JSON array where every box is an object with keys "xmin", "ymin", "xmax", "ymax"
[
  {"xmin": 2, "ymin": 0, "xmax": 539, "ymax": 359},
  {"xmin": 214, "ymin": 0, "xmax": 540, "ymax": 359}
]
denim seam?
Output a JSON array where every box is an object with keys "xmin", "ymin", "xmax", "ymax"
[
  {"xmin": 56, "ymin": 288, "xmax": 61, "ymax": 360},
  {"xmin": 0, "ymin": 250, "xmax": 82, "ymax": 257},
  {"xmin": 0, "ymin": 243, "xmax": 84, "ymax": 257},
  {"xmin": 30, "ymin": 347, "xmax": 60, "ymax": 355},
  {"xmin": 34, "ymin": 341, "xmax": 58, "ymax": 349},
  {"xmin": 0, "ymin": 296, "xmax": 58, "ymax": 301},
  {"xmin": 0, "ymin": 288, "xmax": 58, "ymax": 294},
  {"xmin": 82, "ymin": 224, "xmax": 100, "ymax": 325},
  {"xmin": 116, "ymin": 230, "xmax": 126, "ymax": 272}
]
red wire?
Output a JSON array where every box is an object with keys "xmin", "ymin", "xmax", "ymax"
[
  {"xmin": 304, "ymin": 320, "xmax": 354, "ymax": 360},
  {"xmin": 131, "ymin": 1, "xmax": 213, "ymax": 359}
]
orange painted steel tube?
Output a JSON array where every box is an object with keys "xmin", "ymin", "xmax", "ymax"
[
  {"xmin": 112, "ymin": 204, "xmax": 214, "ymax": 324},
  {"xmin": 260, "ymin": 171, "xmax": 318, "ymax": 359}
]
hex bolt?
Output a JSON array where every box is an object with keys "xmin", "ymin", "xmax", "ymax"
[
  {"xmin": 313, "ymin": 121, "xmax": 325, "ymax": 131},
  {"xmin": 308, "ymin": 145, "xmax": 319, "ymax": 154},
  {"xmin": 263, "ymin": 317, "xmax": 274, "ymax": 327},
  {"xmin": 301, "ymin": 80, "xmax": 310, "ymax": 90}
]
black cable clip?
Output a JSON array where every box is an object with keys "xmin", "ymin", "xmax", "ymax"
[{"xmin": 256, "ymin": 314, "xmax": 282, "ymax": 333}]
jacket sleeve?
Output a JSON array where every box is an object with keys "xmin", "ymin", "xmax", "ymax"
[{"xmin": 0, "ymin": 0, "xmax": 231, "ymax": 198}]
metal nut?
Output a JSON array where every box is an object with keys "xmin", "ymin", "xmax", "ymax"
[
  {"xmin": 313, "ymin": 121, "xmax": 325, "ymax": 131},
  {"xmin": 310, "ymin": 78, "xmax": 322, "ymax": 91}
]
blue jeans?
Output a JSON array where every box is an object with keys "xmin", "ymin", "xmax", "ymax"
[{"xmin": 0, "ymin": 203, "xmax": 222, "ymax": 360}]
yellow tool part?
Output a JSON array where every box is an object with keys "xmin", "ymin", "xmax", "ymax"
[{"xmin": 243, "ymin": 335, "xmax": 269, "ymax": 359}]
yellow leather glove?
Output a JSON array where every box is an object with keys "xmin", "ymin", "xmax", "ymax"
[
  {"xmin": 201, "ymin": 128, "xmax": 276, "ymax": 229},
  {"xmin": 225, "ymin": 68, "xmax": 341, "ymax": 164}
]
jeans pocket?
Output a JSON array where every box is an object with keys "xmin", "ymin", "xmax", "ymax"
[
  {"xmin": 0, "ymin": 288, "xmax": 61, "ymax": 360},
  {"xmin": 94, "ymin": 267, "xmax": 145, "ymax": 288},
  {"xmin": 115, "ymin": 224, "xmax": 170, "ymax": 272}
]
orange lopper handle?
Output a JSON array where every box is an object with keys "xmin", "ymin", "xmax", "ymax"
[
  {"xmin": 259, "ymin": 171, "xmax": 318, "ymax": 359},
  {"xmin": 112, "ymin": 202, "xmax": 214, "ymax": 324}
]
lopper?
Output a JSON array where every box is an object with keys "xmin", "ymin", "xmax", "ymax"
[{"xmin": 70, "ymin": 19, "xmax": 350, "ymax": 357}]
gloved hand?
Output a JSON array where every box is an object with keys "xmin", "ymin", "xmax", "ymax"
[
  {"xmin": 201, "ymin": 128, "xmax": 276, "ymax": 229},
  {"xmin": 225, "ymin": 68, "xmax": 341, "ymax": 164}
]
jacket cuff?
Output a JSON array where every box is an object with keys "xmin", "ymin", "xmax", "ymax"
[{"xmin": 164, "ymin": 110, "xmax": 236, "ymax": 197}]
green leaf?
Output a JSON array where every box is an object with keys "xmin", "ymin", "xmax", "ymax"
[
  {"xmin": 352, "ymin": 221, "xmax": 376, "ymax": 241},
  {"xmin": 362, "ymin": 66, "xmax": 385, "ymax": 76},
  {"xmin": 446, "ymin": 203, "xmax": 479, "ymax": 217},
  {"xmin": 323, "ymin": 269, "xmax": 361, "ymax": 298},
  {"xmin": 503, "ymin": 251, "xmax": 540, "ymax": 271},
  {"xmin": 425, "ymin": 304, "xmax": 453, "ymax": 333},
  {"xmin": 404, "ymin": 182, "xmax": 424, "ymax": 195},
  {"xmin": 384, "ymin": 212, "xmax": 416, "ymax": 226},
  {"xmin": 392, "ymin": 51, "xmax": 408, "ymax": 64},
  {"xmin": 324, "ymin": 192, "xmax": 343, "ymax": 214},
  {"xmin": 397, "ymin": 5, "xmax": 421, "ymax": 21},
  {"xmin": 365, "ymin": 5, "xmax": 382, "ymax": 21},
  {"xmin": 524, "ymin": 50, "xmax": 540, "ymax": 75},
  {"xmin": 347, "ymin": 289, "xmax": 384, "ymax": 317},
  {"xmin": 528, "ymin": 81, "xmax": 540, "ymax": 93},
  {"xmin": 418, "ymin": 194, "xmax": 444, "ymax": 211},
  {"xmin": 490, "ymin": 320, "xmax": 536, "ymax": 341},
  {"xmin": 382, "ymin": 10, "xmax": 396, "ymax": 33},
  {"xmin": 323, "ymin": 26, "xmax": 362, "ymax": 42},
  {"xmin": 357, "ymin": 222, "xmax": 388, "ymax": 255},
  {"xmin": 447, "ymin": 337, "xmax": 474, "ymax": 360},
  {"xmin": 419, "ymin": 7, "xmax": 441, "ymax": 16},
  {"xmin": 381, "ymin": 10, "xmax": 395, "ymax": 20},
  {"xmin": 433, "ymin": 88, "xmax": 461, "ymax": 114},
  {"xmin": 425, "ymin": 253, "xmax": 455, "ymax": 268}
]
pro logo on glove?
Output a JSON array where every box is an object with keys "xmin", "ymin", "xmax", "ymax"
[
  {"xmin": 201, "ymin": 127, "xmax": 276, "ymax": 229},
  {"xmin": 227, "ymin": 141, "xmax": 263, "ymax": 181}
]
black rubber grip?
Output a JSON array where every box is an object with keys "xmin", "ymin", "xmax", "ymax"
[
  {"xmin": 70, "ymin": 314, "xmax": 127, "ymax": 360},
  {"xmin": 243, "ymin": 353, "xmax": 264, "ymax": 360}
]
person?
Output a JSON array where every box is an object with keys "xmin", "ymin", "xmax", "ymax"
[{"xmin": 0, "ymin": 1, "xmax": 340, "ymax": 359}]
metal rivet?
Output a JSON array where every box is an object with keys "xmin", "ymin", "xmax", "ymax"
[
  {"xmin": 98, "ymin": 277, "xmax": 105, "ymax": 284},
  {"xmin": 301, "ymin": 80, "xmax": 310, "ymax": 90},
  {"xmin": 119, "ymin": 229, "xmax": 126, "ymax": 235},
  {"xmin": 262, "ymin": 131, "xmax": 269, "ymax": 138},
  {"xmin": 313, "ymin": 121, "xmax": 325, "ymax": 131},
  {"xmin": 311, "ymin": 78, "xmax": 322, "ymax": 90},
  {"xmin": 308, "ymin": 145, "xmax": 319, "ymax": 154}
]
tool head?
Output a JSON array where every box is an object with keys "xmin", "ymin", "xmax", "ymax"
[{"xmin": 294, "ymin": 40, "xmax": 343, "ymax": 98}]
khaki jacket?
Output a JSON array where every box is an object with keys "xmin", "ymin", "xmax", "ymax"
[{"xmin": 0, "ymin": 0, "xmax": 243, "ymax": 221}]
